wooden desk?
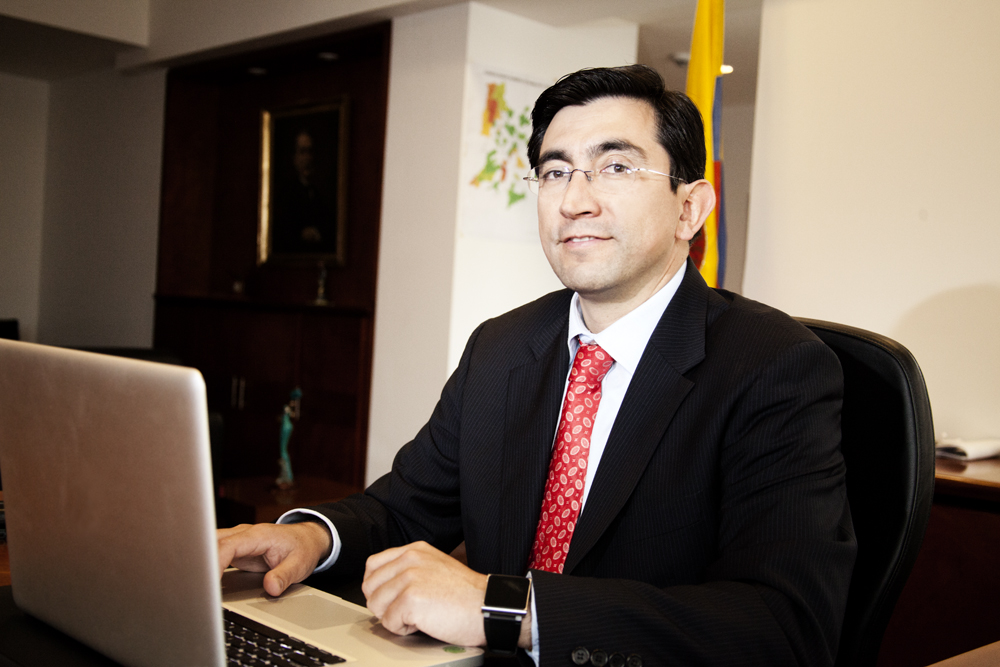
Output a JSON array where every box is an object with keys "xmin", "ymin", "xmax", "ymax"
[
  {"xmin": 877, "ymin": 457, "xmax": 1000, "ymax": 667},
  {"xmin": 933, "ymin": 457, "xmax": 1000, "ymax": 502},
  {"xmin": 928, "ymin": 640, "xmax": 1000, "ymax": 667}
]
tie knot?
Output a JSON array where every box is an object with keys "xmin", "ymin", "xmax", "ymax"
[{"xmin": 571, "ymin": 341, "xmax": 614, "ymax": 383}]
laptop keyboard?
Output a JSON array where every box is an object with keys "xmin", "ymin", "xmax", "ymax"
[{"xmin": 224, "ymin": 608, "xmax": 346, "ymax": 666}]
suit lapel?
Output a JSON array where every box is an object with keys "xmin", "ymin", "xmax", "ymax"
[
  {"xmin": 497, "ymin": 296, "xmax": 571, "ymax": 574},
  {"xmin": 564, "ymin": 262, "xmax": 718, "ymax": 573}
]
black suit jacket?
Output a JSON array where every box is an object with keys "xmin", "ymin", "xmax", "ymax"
[{"xmin": 314, "ymin": 261, "xmax": 856, "ymax": 666}]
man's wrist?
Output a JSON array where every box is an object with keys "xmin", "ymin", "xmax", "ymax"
[
  {"xmin": 482, "ymin": 574, "xmax": 531, "ymax": 655},
  {"xmin": 299, "ymin": 520, "xmax": 333, "ymax": 565},
  {"xmin": 518, "ymin": 605, "xmax": 532, "ymax": 651},
  {"xmin": 276, "ymin": 509, "xmax": 341, "ymax": 572}
]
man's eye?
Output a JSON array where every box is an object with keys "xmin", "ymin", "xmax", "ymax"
[
  {"xmin": 601, "ymin": 162, "xmax": 632, "ymax": 175},
  {"xmin": 541, "ymin": 169, "xmax": 568, "ymax": 181}
]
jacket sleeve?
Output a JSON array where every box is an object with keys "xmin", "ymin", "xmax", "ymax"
[{"xmin": 305, "ymin": 322, "xmax": 488, "ymax": 578}]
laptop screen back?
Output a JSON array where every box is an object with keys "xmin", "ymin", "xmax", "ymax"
[{"xmin": 0, "ymin": 340, "xmax": 225, "ymax": 667}]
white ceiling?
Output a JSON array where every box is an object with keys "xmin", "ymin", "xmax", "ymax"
[
  {"xmin": 479, "ymin": 0, "xmax": 761, "ymax": 105},
  {"xmin": 0, "ymin": 0, "xmax": 761, "ymax": 105}
]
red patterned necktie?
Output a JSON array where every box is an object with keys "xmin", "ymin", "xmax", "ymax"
[{"xmin": 528, "ymin": 340, "xmax": 614, "ymax": 573}]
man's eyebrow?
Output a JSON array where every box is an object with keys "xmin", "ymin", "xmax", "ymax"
[
  {"xmin": 590, "ymin": 139, "xmax": 647, "ymax": 161},
  {"xmin": 538, "ymin": 149, "xmax": 571, "ymax": 165},
  {"xmin": 538, "ymin": 140, "xmax": 648, "ymax": 166}
]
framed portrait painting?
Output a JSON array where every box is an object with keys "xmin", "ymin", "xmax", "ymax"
[{"xmin": 258, "ymin": 101, "xmax": 349, "ymax": 266}]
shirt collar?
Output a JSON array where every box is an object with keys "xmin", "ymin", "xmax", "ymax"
[{"xmin": 567, "ymin": 262, "xmax": 687, "ymax": 374}]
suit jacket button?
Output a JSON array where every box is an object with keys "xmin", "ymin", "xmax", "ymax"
[
  {"xmin": 609, "ymin": 653, "xmax": 625, "ymax": 667},
  {"xmin": 590, "ymin": 649, "xmax": 608, "ymax": 666},
  {"xmin": 626, "ymin": 655, "xmax": 643, "ymax": 667},
  {"xmin": 572, "ymin": 647, "xmax": 590, "ymax": 665}
]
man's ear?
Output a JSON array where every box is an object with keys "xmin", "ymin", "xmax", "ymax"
[{"xmin": 675, "ymin": 179, "xmax": 716, "ymax": 241}]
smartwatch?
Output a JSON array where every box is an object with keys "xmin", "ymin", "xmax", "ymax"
[{"xmin": 481, "ymin": 574, "xmax": 531, "ymax": 656}]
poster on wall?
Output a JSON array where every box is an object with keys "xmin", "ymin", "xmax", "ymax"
[{"xmin": 457, "ymin": 66, "xmax": 548, "ymax": 244}]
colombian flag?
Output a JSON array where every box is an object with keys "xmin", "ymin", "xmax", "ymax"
[{"xmin": 686, "ymin": 0, "xmax": 726, "ymax": 289}]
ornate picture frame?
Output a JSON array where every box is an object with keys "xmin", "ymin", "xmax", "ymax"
[{"xmin": 258, "ymin": 101, "xmax": 349, "ymax": 266}]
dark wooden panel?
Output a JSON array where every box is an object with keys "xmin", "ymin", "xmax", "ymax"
[
  {"xmin": 153, "ymin": 23, "xmax": 388, "ymax": 493},
  {"xmin": 157, "ymin": 77, "xmax": 219, "ymax": 296},
  {"xmin": 158, "ymin": 23, "xmax": 389, "ymax": 311},
  {"xmin": 153, "ymin": 298, "xmax": 372, "ymax": 487}
]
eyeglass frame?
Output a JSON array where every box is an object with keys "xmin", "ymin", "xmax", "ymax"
[{"xmin": 522, "ymin": 163, "xmax": 686, "ymax": 195}]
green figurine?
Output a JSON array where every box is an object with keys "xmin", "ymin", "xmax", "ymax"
[{"xmin": 276, "ymin": 388, "xmax": 302, "ymax": 489}]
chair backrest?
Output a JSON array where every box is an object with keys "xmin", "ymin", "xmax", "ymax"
[{"xmin": 797, "ymin": 318, "xmax": 936, "ymax": 667}]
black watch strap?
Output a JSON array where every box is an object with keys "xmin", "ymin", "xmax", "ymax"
[
  {"xmin": 482, "ymin": 574, "xmax": 531, "ymax": 656},
  {"xmin": 484, "ymin": 611, "xmax": 523, "ymax": 656}
]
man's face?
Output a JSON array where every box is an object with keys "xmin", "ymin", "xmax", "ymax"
[{"xmin": 536, "ymin": 97, "xmax": 698, "ymax": 308}]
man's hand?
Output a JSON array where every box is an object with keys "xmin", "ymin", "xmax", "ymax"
[
  {"xmin": 217, "ymin": 522, "xmax": 332, "ymax": 597},
  {"xmin": 363, "ymin": 541, "xmax": 518, "ymax": 649}
]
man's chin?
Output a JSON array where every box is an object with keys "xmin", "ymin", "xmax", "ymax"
[{"xmin": 557, "ymin": 276, "xmax": 618, "ymax": 301}]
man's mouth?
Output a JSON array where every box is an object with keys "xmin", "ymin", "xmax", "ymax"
[{"xmin": 563, "ymin": 235, "xmax": 605, "ymax": 244}]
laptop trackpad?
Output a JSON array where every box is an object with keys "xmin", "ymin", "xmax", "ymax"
[{"xmin": 250, "ymin": 595, "xmax": 371, "ymax": 630}]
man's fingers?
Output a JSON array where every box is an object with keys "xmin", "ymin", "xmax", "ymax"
[
  {"xmin": 217, "ymin": 523, "xmax": 255, "ymax": 539},
  {"xmin": 364, "ymin": 540, "xmax": 424, "ymax": 576},
  {"xmin": 362, "ymin": 541, "xmax": 432, "ymax": 603},
  {"xmin": 218, "ymin": 525, "xmax": 281, "ymax": 573},
  {"xmin": 360, "ymin": 542, "xmax": 490, "ymax": 647},
  {"xmin": 364, "ymin": 560, "xmax": 416, "ymax": 618},
  {"xmin": 216, "ymin": 521, "xmax": 333, "ymax": 590},
  {"xmin": 379, "ymin": 596, "xmax": 420, "ymax": 636},
  {"xmin": 260, "ymin": 542, "xmax": 323, "ymax": 596},
  {"xmin": 258, "ymin": 548, "xmax": 301, "ymax": 596},
  {"xmin": 217, "ymin": 524, "xmax": 258, "ymax": 573}
]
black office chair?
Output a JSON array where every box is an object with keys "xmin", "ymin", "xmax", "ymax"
[{"xmin": 797, "ymin": 318, "xmax": 936, "ymax": 667}]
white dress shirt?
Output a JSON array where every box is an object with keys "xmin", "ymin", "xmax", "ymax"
[{"xmin": 562, "ymin": 262, "xmax": 686, "ymax": 511}]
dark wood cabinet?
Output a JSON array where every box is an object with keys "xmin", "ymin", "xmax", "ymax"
[
  {"xmin": 876, "ymin": 459, "xmax": 1000, "ymax": 666},
  {"xmin": 154, "ymin": 297, "xmax": 372, "ymax": 488},
  {"xmin": 152, "ymin": 24, "xmax": 390, "ymax": 492}
]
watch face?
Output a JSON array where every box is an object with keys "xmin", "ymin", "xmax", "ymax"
[{"xmin": 484, "ymin": 575, "xmax": 531, "ymax": 612}]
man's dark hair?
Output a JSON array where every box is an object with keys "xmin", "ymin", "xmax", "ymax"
[{"xmin": 527, "ymin": 64, "xmax": 706, "ymax": 193}]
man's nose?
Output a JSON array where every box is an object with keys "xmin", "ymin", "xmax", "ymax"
[{"xmin": 559, "ymin": 170, "xmax": 600, "ymax": 217}]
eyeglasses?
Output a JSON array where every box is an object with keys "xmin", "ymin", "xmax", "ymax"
[{"xmin": 522, "ymin": 157, "xmax": 685, "ymax": 196}]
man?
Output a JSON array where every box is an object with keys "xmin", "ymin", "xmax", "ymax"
[{"xmin": 219, "ymin": 65, "xmax": 855, "ymax": 666}]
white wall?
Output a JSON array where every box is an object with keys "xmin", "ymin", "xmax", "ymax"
[
  {"xmin": 718, "ymin": 100, "xmax": 754, "ymax": 293},
  {"xmin": 365, "ymin": 3, "xmax": 638, "ymax": 483},
  {"xmin": 365, "ymin": 4, "xmax": 471, "ymax": 482},
  {"xmin": 0, "ymin": 72, "xmax": 49, "ymax": 342},
  {"xmin": 36, "ymin": 67, "xmax": 166, "ymax": 347},
  {"xmin": 746, "ymin": 0, "xmax": 1000, "ymax": 439},
  {"xmin": 446, "ymin": 5, "xmax": 638, "ymax": 371}
]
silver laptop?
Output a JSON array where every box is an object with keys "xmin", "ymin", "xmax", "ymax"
[{"xmin": 0, "ymin": 340, "xmax": 483, "ymax": 667}]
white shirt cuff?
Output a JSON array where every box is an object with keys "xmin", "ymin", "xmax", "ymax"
[
  {"xmin": 527, "ymin": 571, "xmax": 540, "ymax": 664},
  {"xmin": 276, "ymin": 508, "xmax": 342, "ymax": 573}
]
